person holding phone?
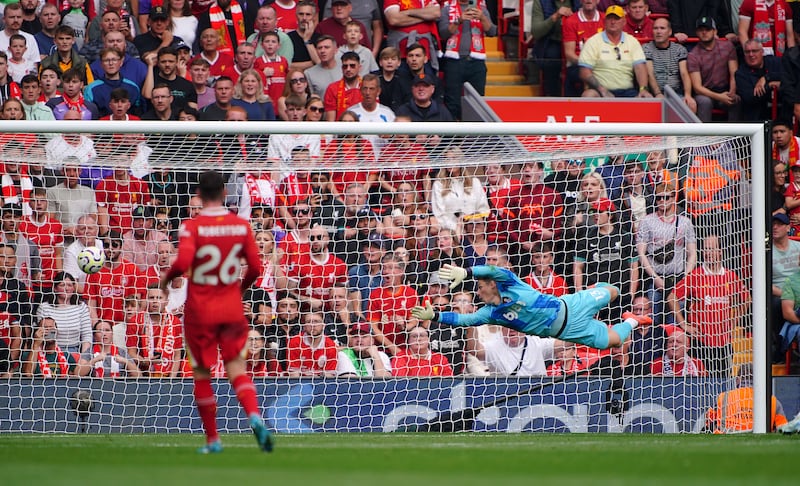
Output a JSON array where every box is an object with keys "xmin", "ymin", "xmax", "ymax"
[
  {"xmin": 437, "ymin": 0, "xmax": 496, "ymax": 119},
  {"xmin": 22, "ymin": 317, "xmax": 80, "ymax": 377}
]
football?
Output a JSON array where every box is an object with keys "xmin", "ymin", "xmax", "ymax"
[{"xmin": 77, "ymin": 246, "xmax": 105, "ymax": 274}]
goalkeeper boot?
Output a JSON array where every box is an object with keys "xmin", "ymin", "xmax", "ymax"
[
  {"xmin": 622, "ymin": 312, "xmax": 652, "ymax": 329},
  {"xmin": 197, "ymin": 440, "xmax": 223, "ymax": 454},
  {"xmin": 250, "ymin": 415, "xmax": 275, "ymax": 453},
  {"xmin": 778, "ymin": 412, "xmax": 800, "ymax": 434}
]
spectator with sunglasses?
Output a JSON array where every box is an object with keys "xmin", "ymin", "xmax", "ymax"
[
  {"xmin": 285, "ymin": 223, "xmax": 348, "ymax": 311},
  {"xmin": 277, "ymin": 67, "xmax": 311, "ymax": 120},
  {"xmin": 578, "ymin": 6, "xmax": 651, "ymax": 98}
]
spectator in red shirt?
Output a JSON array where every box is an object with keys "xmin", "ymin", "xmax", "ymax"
[
  {"xmin": 623, "ymin": 0, "xmax": 654, "ymax": 41},
  {"xmin": 126, "ymin": 285, "xmax": 182, "ymax": 376},
  {"xmin": 525, "ymin": 241, "xmax": 568, "ymax": 296},
  {"xmin": 323, "ymin": 51, "xmax": 363, "ymax": 121},
  {"xmin": 85, "ymin": 231, "xmax": 146, "ymax": 327},
  {"xmin": 95, "ymin": 163, "xmax": 151, "ymax": 235},
  {"xmin": 19, "ymin": 187, "xmax": 63, "ymax": 291},
  {"xmin": 391, "ymin": 325, "xmax": 454, "ymax": 376},
  {"xmin": 367, "ymin": 251, "xmax": 419, "ymax": 356},
  {"xmin": 286, "ymin": 311, "xmax": 338, "ymax": 377},
  {"xmin": 651, "ymin": 329, "xmax": 707, "ymax": 376},
  {"xmin": 286, "ymin": 223, "xmax": 348, "ymax": 311},
  {"xmin": 561, "ymin": 0, "xmax": 605, "ymax": 96}
]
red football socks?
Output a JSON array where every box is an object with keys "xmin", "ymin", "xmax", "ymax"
[
  {"xmin": 232, "ymin": 374, "xmax": 260, "ymax": 417},
  {"xmin": 194, "ymin": 378, "xmax": 219, "ymax": 443}
]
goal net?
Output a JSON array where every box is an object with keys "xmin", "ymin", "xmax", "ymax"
[{"xmin": 0, "ymin": 120, "xmax": 767, "ymax": 434}]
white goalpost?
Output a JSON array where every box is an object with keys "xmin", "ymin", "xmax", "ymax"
[{"xmin": 0, "ymin": 120, "xmax": 768, "ymax": 434}]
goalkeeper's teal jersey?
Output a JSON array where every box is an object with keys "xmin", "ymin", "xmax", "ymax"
[{"xmin": 438, "ymin": 265, "xmax": 562, "ymax": 337}]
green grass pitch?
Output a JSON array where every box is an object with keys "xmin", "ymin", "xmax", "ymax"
[{"xmin": 1, "ymin": 433, "xmax": 798, "ymax": 485}]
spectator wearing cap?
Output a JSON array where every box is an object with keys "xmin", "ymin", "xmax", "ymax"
[
  {"xmin": 578, "ymin": 6, "xmax": 652, "ymax": 98},
  {"xmin": 169, "ymin": 0, "xmax": 199, "ymax": 52},
  {"xmin": 0, "ymin": 202, "xmax": 41, "ymax": 292},
  {"xmin": 575, "ymin": 197, "xmax": 638, "ymax": 320},
  {"xmin": 772, "ymin": 210, "xmax": 800, "ymax": 360},
  {"xmin": 667, "ymin": 0, "xmax": 735, "ymax": 44},
  {"xmin": 88, "ymin": 30, "xmax": 147, "ymax": 86},
  {"xmin": 395, "ymin": 71, "xmax": 454, "ymax": 122},
  {"xmin": 348, "ymin": 231, "xmax": 385, "ymax": 314},
  {"xmin": 121, "ymin": 205, "xmax": 169, "ymax": 272},
  {"xmin": 687, "ymin": 16, "xmax": 741, "ymax": 122},
  {"xmin": 134, "ymin": 6, "xmax": 187, "ymax": 59},
  {"xmin": 736, "ymin": 39, "xmax": 783, "ymax": 122},
  {"xmin": 84, "ymin": 47, "xmax": 144, "ymax": 118},
  {"xmin": 395, "ymin": 42, "xmax": 444, "ymax": 106},
  {"xmin": 323, "ymin": 50, "xmax": 363, "ymax": 120},
  {"xmin": 738, "ymin": 0, "xmax": 795, "ymax": 57},
  {"xmin": 437, "ymin": 0, "xmax": 496, "ymax": 119},
  {"xmin": 317, "ymin": 0, "xmax": 372, "ymax": 51},
  {"xmin": 336, "ymin": 320, "xmax": 392, "ymax": 376}
]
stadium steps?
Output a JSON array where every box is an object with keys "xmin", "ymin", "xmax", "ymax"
[
  {"xmin": 484, "ymin": 37, "xmax": 540, "ymax": 97},
  {"xmin": 731, "ymin": 328, "xmax": 752, "ymax": 377}
]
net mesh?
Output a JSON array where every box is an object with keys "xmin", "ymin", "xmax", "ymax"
[{"xmin": 0, "ymin": 122, "xmax": 759, "ymax": 433}]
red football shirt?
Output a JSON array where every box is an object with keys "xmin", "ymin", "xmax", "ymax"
[
  {"xmin": 391, "ymin": 351, "xmax": 453, "ymax": 376},
  {"xmin": 19, "ymin": 217, "xmax": 64, "ymax": 285},
  {"xmin": 254, "ymin": 55, "xmax": 288, "ymax": 104},
  {"xmin": 287, "ymin": 251, "xmax": 348, "ymax": 303},
  {"xmin": 85, "ymin": 259, "xmax": 146, "ymax": 323},
  {"xmin": 95, "ymin": 177, "xmax": 151, "ymax": 233},
  {"xmin": 286, "ymin": 334, "xmax": 338, "ymax": 375},
  {"xmin": 672, "ymin": 266, "xmax": 749, "ymax": 347},
  {"xmin": 125, "ymin": 311, "xmax": 180, "ymax": 375},
  {"xmin": 166, "ymin": 207, "xmax": 261, "ymax": 327},
  {"xmin": 367, "ymin": 285, "xmax": 418, "ymax": 346}
]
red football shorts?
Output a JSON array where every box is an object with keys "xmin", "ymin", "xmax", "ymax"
[{"xmin": 184, "ymin": 320, "xmax": 248, "ymax": 370}]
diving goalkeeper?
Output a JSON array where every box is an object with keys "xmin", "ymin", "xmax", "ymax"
[{"xmin": 411, "ymin": 264, "xmax": 650, "ymax": 349}]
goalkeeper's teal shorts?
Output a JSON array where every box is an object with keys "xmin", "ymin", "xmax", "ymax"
[{"xmin": 557, "ymin": 285, "xmax": 615, "ymax": 349}]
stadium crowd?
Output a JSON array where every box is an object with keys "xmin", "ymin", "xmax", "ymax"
[{"xmin": 0, "ymin": 0, "xmax": 795, "ymax": 380}]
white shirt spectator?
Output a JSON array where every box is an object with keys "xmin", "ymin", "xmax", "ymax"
[
  {"xmin": 482, "ymin": 334, "xmax": 556, "ymax": 376},
  {"xmin": 336, "ymin": 349, "xmax": 392, "ymax": 376}
]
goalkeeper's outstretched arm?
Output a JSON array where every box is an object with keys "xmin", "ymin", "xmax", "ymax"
[{"xmin": 411, "ymin": 302, "xmax": 494, "ymax": 327}]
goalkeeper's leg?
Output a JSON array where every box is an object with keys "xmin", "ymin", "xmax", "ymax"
[{"xmin": 560, "ymin": 284, "xmax": 646, "ymax": 349}]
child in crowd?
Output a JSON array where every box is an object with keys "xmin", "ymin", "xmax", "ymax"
[
  {"xmin": 375, "ymin": 46, "xmax": 403, "ymax": 112},
  {"xmin": 337, "ymin": 21, "xmax": 378, "ymax": 76},
  {"xmin": 6, "ymin": 35, "xmax": 38, "ymax": 83},
  {"xmin": 524, "ymin": 241, "xmax": 568, "ymax": 297},
  {"xmin": 254, "ymin": 31, "xmax": 288, "ymax": 103}
]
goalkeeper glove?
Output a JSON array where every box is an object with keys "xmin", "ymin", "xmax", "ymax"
[
  {"xmin": 438, "ymin": 264, "xmax": 468, "ymax": 290},
  {"xmin": 411, "ymin": 301, "xmax": 435, "ymax": 321}
]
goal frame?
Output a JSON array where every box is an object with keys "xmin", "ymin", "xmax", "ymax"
[{"xmin": 0, "ymin": 120, "xmax": 769, "ymax": 433}]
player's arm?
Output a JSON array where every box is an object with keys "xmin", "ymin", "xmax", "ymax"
[
  {"xmin": 412, "ymin": 301, "xmax": 493, "ymax": 327},
  {"xmin": 161, "ymin": 223, "xmax": 195, "ymax": 289}
]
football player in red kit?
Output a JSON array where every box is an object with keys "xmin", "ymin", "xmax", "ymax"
[{"xmin": 161, "ymin": 170, "xmax": 274, "ymax": 454}]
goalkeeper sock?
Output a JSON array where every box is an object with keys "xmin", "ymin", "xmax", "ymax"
[
  {"xmin": 194, "ymin": 378, "xmax": 219, "ymax": 443},
  {"xmin": 612, "ymin": 321, "xmax": 635, "ymax": 342},
  {"xmin": 232, "ymin": 374, "xmax": 260, "ymax": 417}
]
